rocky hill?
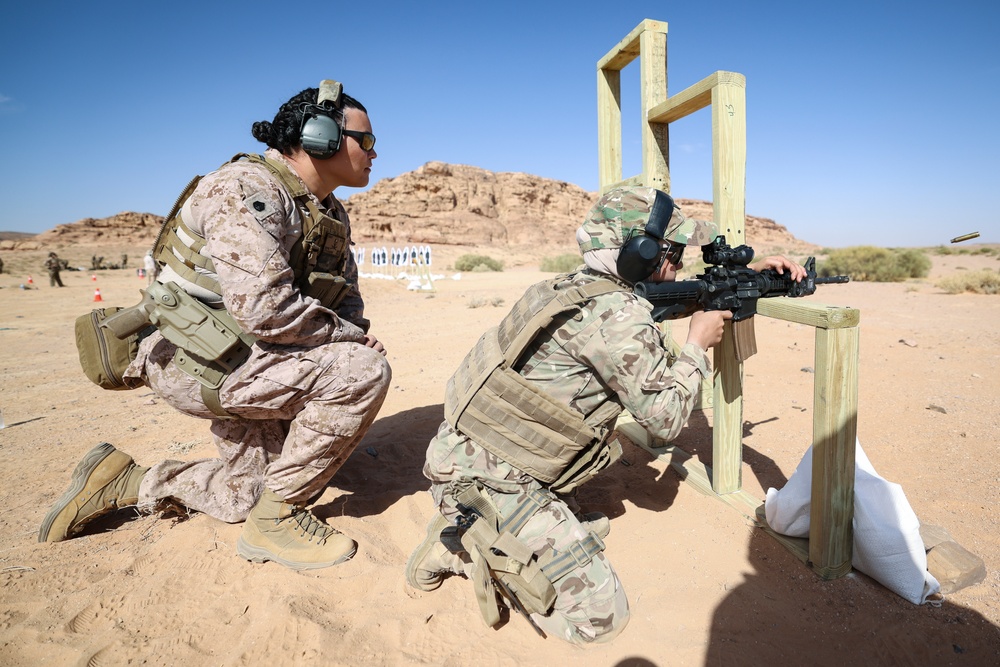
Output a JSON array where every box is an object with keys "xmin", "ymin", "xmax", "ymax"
[
  {"xmin": 2, "ymin": 163, "xmax": 815, "ymax": 253},
  {"xmin": 344, "ymin": 161, "xmax": 815, "ymax": 252},
  {"xmin": 3, "ymin": 212, "xmax": 164, "ymax": 251}
]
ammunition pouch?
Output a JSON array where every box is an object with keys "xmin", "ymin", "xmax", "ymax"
[
  {"xmin": 547, "ymin": 430, "xmax": 625, "ymax": 494},
  {"xmin": 304, "ymin": 271, "xmax": 349, "ymax": 310},
  {"xmin": 443, "ymin": 482, "xmax": 606, "ymax": 630}
]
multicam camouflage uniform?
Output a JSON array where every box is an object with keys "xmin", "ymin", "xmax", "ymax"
[
  {"xmin": 123, "ymin": 149, "xmax": 391, "ymax": 521},
  {"xmin": 421, "ymin": 186, "xmax": 717, "ymax": 645},
  {"xmin": 45, "ymin": 252, "xmax": 64, "ymax": 287}
]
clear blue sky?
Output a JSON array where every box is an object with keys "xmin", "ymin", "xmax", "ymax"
[{"xmin": 1, "ymin": 1, "xmax": 996, "ymax": 247}]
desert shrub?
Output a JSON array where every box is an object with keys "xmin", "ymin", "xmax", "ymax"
[
  {"xmin": 894, "ymin": 248, "xmax": 932, "ymax": 278},
  {"xmin": 818, "ymin": 246, "xmax": 930, "ymax": 282},
  {"xmin": 932, "ymin": 245, "xmax": 953, "ymax": 255},
  {"xmin": 466, "ymin": 296, "xmax": 506, "ymax": 308},
  {"xmin": 937, "ymin": 269, "xmax": 1000, "ymax": 295},
  {"xmin": 455, "ymin": 254, "xmax": 503, "ymax": 272},
  {"xmin": 540, "ymin": 253, "xmax": 582, "ymax": 273}
]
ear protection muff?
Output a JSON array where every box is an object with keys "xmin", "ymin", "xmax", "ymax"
[
  {"xmin": 616, "ymin": 190, "xmax": 677, "ymax": 284},
  {"xmin": 300, "ymin": 79, "xmax": 344, "ymax": 159}
]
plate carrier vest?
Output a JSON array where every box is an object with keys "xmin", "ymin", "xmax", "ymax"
[
  {"xmin": 149, "ymin": 153, "xmax": 352, "ymax": 416},
  {"xmin": 444, "ymin": 274, "xmax": 628, "ymax": 494}
]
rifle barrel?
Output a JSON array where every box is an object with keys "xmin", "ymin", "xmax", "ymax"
[{"xmin": 816, "ymin": 275, "xmax": 850, "ymax": 284}]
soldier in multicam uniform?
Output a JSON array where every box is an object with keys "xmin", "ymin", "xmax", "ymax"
[
  {"xmin": 406, "ymin": 186, "xmax": 805, "ymax": 644},
  {"xmin": 39, "ymin": 81, "xmax": 392, "ymax": 571},
  {"xmin": 45, "ymin": 252, "xmax": 65, "ymax": 287}
]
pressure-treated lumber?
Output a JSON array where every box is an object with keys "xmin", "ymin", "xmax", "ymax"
[{"xmin": 597, "ymin": 19, "xmax": 861, "ymax": 579}]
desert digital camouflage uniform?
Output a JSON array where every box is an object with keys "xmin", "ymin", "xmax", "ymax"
[
  {"xmin": 123, "ymin": 148, "xmax": 391, "ymax": 521},
  {"xmin": 423, "ymin": 270, "xmax": 711, "ymax": 644}
]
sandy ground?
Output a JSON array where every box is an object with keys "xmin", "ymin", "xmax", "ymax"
[{"xmin": 0, "ymin": 244, "xmax": 998, "ymax": 666}]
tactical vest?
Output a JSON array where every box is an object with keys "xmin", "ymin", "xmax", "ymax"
[
  {"xmin": 444, "ymin": 274, "xmax": 628, "ymax": 494},
  {"xmin": 152, "ymin": 153, "xmax": 351, "ymax": 309},
  {"xmin": 147, "ymin": 153, "xmax": 352, "ymax": 416}
]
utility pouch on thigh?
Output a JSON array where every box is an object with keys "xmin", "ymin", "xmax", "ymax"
[
  {"xmin": 447, "ymin": 483, "xmax": 605, "ymax": 633},
  {"xmin": 75, "ymin": 307, "xmax": 152, "ymax": 390},
  {"xmin": 459, "ymin": 514, "xmax": 556, "ymax": 620},
  {"xmin": 304, "ymin": 272, "xmax": 349, "ymax": 310}
]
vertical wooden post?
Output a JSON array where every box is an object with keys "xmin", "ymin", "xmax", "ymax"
[
  {"xmin": 595, "ymin": 21, "xmax": 859, "ymax": 576},
  {"xmin": 809, "ymin": 325, "xmax": 859, "ymax": 578},
  {"xmin": 712, "ymin": 327, "xmax": 743, "ymax": 493},
  {"xmin": 596, "ymin": 19, "xmax": 668, "ymax": 194},
  {"xmin": 597, "ymin": 68, "xmax": 622, "ymax": 188},
  {"xmin": 710, "ymin": 79, "xmax": 747, "ymax": 247},
  {"xmin": 710, "ymin": 76, "xmax": 747, "ymax": 495},
  {"xmin": 639, "ymin": 28, "xmax": 670, "ymax": 192}
]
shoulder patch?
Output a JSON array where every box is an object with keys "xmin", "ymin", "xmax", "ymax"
[{"xmin": 243, "ymin": 191, "xmax": 277, "ymax": 222}]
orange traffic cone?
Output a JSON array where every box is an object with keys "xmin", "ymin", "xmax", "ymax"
[
  {"xmin": 93, "ymin": 288, "xmax": 103, "ymax": 302},
  {"xmin": 27, "ymin": 275, "xmax": 33, "ymax": 285},
  {"xmin": 91, "ymin": 274, "xmax": 97, "ymax": 282}
]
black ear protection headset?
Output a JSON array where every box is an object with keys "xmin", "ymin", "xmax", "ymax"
[
  {"xmin": 616, "ymin": 190, "xmax": 678, "ymax": 284},
  {"xmin": 300, "ymin": 79, "xmax": 344, "ymax": 160}
]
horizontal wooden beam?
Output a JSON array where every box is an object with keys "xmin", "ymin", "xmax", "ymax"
[
  {"xmin": 597, "ymin": 19, "xmax": 668, "ymax": 71},
  {"xmin": 647, "ymin": 71, "xmax": 746, "ymax": 124},
  {"xmin": 756, "ymin": 299, "xmax": 860, "ymax": 329},
  {"xmin": 616, "ymin": 417, "xmax": 763, "ymax": 518}
]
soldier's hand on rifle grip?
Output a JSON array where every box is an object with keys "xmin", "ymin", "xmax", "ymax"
[
  {"xmin": 748, "ymin": 255, "xmax": 807, "ymax": 282},
  {"xmin": 686, "ymin": 309, "xmax": 733, "ymax": 351}
]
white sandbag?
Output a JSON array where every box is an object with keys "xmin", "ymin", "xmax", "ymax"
[{"xmin": 764, "ymin": 439, "xmax": 940, "ymax": 604}]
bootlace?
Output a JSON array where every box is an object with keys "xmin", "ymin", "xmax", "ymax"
[{"xmin": 288, "ymin": 506, "xmax": 339, "ymax": 544}]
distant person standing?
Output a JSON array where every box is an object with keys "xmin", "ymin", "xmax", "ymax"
[
  {"xmin": 143, "ymin": 250, "xmax": 158, "ymax": 285},
  {"xmin": 121, "ymin": 253, "xmax": 128, "ymax": 270},
  {"xmin": 44, "ymin": 252, "xmax": 64, "ymax": 287},
  {"xmin": 0, "ymin": 254, "xmax": 4, "ymax": 274}
]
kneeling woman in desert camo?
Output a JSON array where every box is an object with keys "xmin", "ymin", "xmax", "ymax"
[{"xmin": 39, "ymin": 80, "xmax": 390, "ymax": 571}]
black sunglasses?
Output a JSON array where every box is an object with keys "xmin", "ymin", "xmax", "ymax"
[
  {"xmin": 659, "ymin": 242, "xmax": 684, "ymax": 267},
  {"xmin": 342, "ymin": 129, "xmax": 376, "ymax": 151}
]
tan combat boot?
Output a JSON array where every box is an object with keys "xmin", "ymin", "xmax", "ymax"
[
  {"xmin": 405, "ymin": 513, "xmax": 469, "ymax": 591},
  {"xmin": 38, "ymin": 442, "xmax": 149, "ymax": 542},
  {"xmin": 236, "ymin": 489, "xmax": 357, "ymax": 570}
]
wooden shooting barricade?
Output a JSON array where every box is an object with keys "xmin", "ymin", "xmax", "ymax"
[{"xmin": 599, "ymin": 19, "xmax": 860, "ymax": 579}]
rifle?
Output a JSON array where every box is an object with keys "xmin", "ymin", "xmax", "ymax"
[
  {"xmin": 633, "ymin": 235, "xmax": 849, "ymax": 323},
  {"xmin": 633, "ymin": 236, "xmax": 848, "ymax": 360}
]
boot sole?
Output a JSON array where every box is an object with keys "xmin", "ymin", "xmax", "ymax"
[
  {"xmin": 405, "ymin": 513, "xmax": 451, "ymax": 591},
  {"xmin": 38, "ymin": 442, "xmax": 117, "ymax": 543},
  {"xmin": 235, "ymin": 535, "xmax": 357, "ymax": 571}
]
